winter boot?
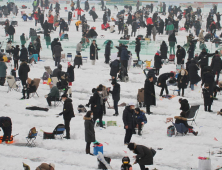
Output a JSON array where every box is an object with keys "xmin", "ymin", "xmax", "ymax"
[
  {"xmin": 86, "ymin": 148, "xmax": 94, "ymax": 156},
  {"xmin": 69, "ymin": 94, "xmax": 72, "ymax": 98},
  {"xmin": 178, "ymin": 91, "xmax": 180, "ymax": 96},
  {"xmin": 192, "ymin": 131, "xmax": 198, "ymax": 136},
  {"xmin": 138, "ymin": 130, "xmax": 142, "ymax": 136}
]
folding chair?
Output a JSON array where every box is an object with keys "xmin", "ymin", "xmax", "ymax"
[
  {"xmin": 54, "ymin": 97, "xmax": 61, "ymax": 107},
  {"xmin": 67, "ymin": 53, "xmax": 72, "ymax": 61},
  {"xmin": 186, "ymin": 105, "xmax": 200, "ymax": 125},
  {"xmin": 26, "ymin": 132, "xmax": 38, "ymax": 147},
  {"xmin": 53, "ymin": 124, "xmax": 65, "ymax": 139},
  {"xmin": 172, "ymin": 122, "xmax": 188, "ymax": 136},
  {"xmin": 31, "ymin": 78, "xmax": 41, "ymax": 97},
  {"xmin": 82, "ymin": 57, "xmax": 88, "ymax": 63},
  {"xmin": 7, "ymin": 76, "xmax": 20, "ymax": 93},
  {"xmin": 44, "ymin": 66, "xmax": 53, "ymax": 75}
]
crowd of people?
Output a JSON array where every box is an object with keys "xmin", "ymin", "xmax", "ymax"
[{"xmin": 1, "ymin": 0, "xmax": 222, "ymax": 169}]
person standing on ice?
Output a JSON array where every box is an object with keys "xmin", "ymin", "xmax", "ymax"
[
  {"xmin": 58, "ymin": 94, "xmax": 75, "ymax": 139},
  {"xmin": 84, "ymin": 111, "xmax": 95, "ymax": 155},
  {"xmin": 0, "ymin": 117, "xmax": 12, "ymax": 142},
  {"xmin": 127, "ymin": 143, "xmax": 154, "ymax": 170},
  {"xmin": 85, "ymin": 0, "xmax": 89, "ymax": 12},
  {"xmin": 104, "ymin": 41, "xmax": 111, "ymax": 64},
  {"xmin": 19, "ymin": 59, "xmax": 30, "ymax": 99},
  {"xmin": 68, "ymin": 11, "xmax": 72, "ymax": 25},
  {"xmin": 176, "ymin": 45, "xmax": 186, "ymax": 68},
  {"xmin": 75, "ymin": 7, "xmax": 84, "ymax": 20},
  {"xmin": 144, "ymin": 76, "xmax": 155, "ymax": 114},
  {"xmin": 90, "ymin": 40, "xmax": 99, "ymax": 65},
  {"xmin": 123, "ymin": 103, "xmax": 135, "ymax": 145},
  {"xmin": 168, "ymin": 31, "xmax": 177, "ymax": 55},
  {"xmin": 108, "ymin": 79, "xmax": 120, "ymax": 116}
]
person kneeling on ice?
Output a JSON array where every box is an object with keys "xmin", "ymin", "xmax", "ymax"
[
  {"xmin": 121, "ymin": 156, "xmax": 133, "ymax": 170},
  {"xmin": 0, "ymin": 117, "xmax": 12, "ymax": 142},
  {"xmin": 84, "ymin": 111, "xmax": 95, "ymax": 155},
  {"xmin": 35, "ymin": 163, "xmax": 55, "ymax": 170},
  {"xmin": 174, "ymin": 111, "xmax": 198, "ymax": 136},
  {"xmin": 127, "ymin": 143, "xmax": 154, "ymax": 170},
  {"xmin": 134, "ymin": 108, "xmax": 147, "ymax": 136},
  {"xmin": 58, "ymin": 94, "xmax": 75, "ymax": 139}
]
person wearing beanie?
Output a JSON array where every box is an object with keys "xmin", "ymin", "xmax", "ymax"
[
  {"xmin": 108, "ymin": 80, "xmax": 120, "ymax": 116},
  {"xmin": 45, "ymin": 82, "xmax": 60, "ymax": 106},
  {"xmin": 154, "ymin": 51, "xmax": 162, "ymax": 76},
  {"xmin": 35, "ymin": 163, "xmax": 55, "ymax": 170},
  {"xmin": 123, "ymin": 103, "xmax": 135, "ymax": 145},
  {"xmin": 58, "ymin": 94, "xmax": 75, "ymax": 139},
  {"xmin": 157, "ymin": 72, "xmax": 174, "ymax": 96},
  {"xmin": 127, "ymin": 143, "xmax": 154, "ymax": 170},
  {"xmin": 176, "ymin": 45, "xmax": 186, "ymax": 68}
]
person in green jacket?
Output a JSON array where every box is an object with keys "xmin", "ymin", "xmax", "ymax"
[
  {"xmin": 0, "ymin": 58, "xmax": 8, "ymax": 86},
  {"xmin": 20, "ymin": 33, "xmax": 26, "ymax": 46},
  {"xmin": 45, "ymin": 34, "xmax": 51, "ymax": 49},
  {"xmin": 166, "ymin": 21, "xmax": 174, "ymax": 36},
  {"xmin": 45, "ymin": 82, "xmax": 60, "ymax": 106}
]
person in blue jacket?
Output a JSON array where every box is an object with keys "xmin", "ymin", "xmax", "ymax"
[
  {"xmin": 0, "ymin": 117, "xmax": 12, "ymax": 142},
  {"xmin": 134, "ymin": 108, "xmax": 147, "ymax": 136}
]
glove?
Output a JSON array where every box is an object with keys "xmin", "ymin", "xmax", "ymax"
[{"xmin": 59, "ymin": 113, "xmax": 63, "ymax": 116}]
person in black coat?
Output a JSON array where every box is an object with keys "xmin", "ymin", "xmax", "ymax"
[
  {"xmin": 39, "ymin": 12, "xmax": 44, "ymax": 29},
  {"xmin": 68, "ymin": 11, "xmax": 72, "ymax": 25},
  {"xmin": 157, "ymin": 72, "xmax": 174, "ymax": 96},
  {"xmin": 174, "ymin": 111, "xmax": 198, "ymax": 135},
  {"xmin": 198, "ymin": 48, "xmax": 215, "ymax": 76},
  {"xmin": 126, "ymin": 13, "xmax": 132, "ymax": 26},
  {"xmin": 35, "ymin": 35, "xmax": 42, "ymax": 59},
  {"xmin": 0, "ymin": 117, "xmax": 12, "ymax": 142},
  {"xmin": 18, "ymin": 60, "xmax": 30, "ymax": 99},
  {"xmin": 59, "ymin": 94, "xmax": 75, "ymax": 139},
  {"xmin": 86, "ymin": 28, "xmax": 98, "ymax": 38},
  {"xmin": 20, "ymin": 45, "xmax": 28, "ymax": 62},
  {"xmin": 131, "ymin": 20, "xmax": 138, "ymax": 37},
  {"xmin": 211, "ymin": 52, "xmax": 222, "ymax": 82},
  {"xmin": 202, "ymin": 84, "xmax": 213, "ymax": 112},
  {"xmin": 90, "ymin": 87, "xmax": 104, "ymax": 127},
  {"xmin": 84, "ymin": 111, "xmax": 95, "ymax": 155},
  {"xmin": 158, "ymin": 18, "xmax": 164, "ymax": 34},
  {"xmin": 28, "ymin": 42, "xmax": 35, "ymax": 55},
  {"xmin": 85, "ymin": 0, "xmax": 89, "ymax": 12},
  {"xmin": 179, "ymin": 98, "xmax": 190, "ymax": 113},
  {"xmin": 118, "ymin": 18, "xmax": 124, "ymax": 34},
  {"xmin": 154, "ymin": 51, "xmax": 162, "ymax": 75},
  {"xmin": 8, "ymin": 25, "xmax": 15, "ymax": 42},
  {"xmin": 103, "ymin": 12, "xmax": 107, "ymax": 25},
  {"xmin": 144, "ymin": 76, "xmax": 155, "ymax": 114},
  {"xmin": 104, "ymin": 41, "xmax": 111, "ymax": 64},
  {"xmin": 90, "ymin": 40, "xmax": 99, "ymax": 65},
  {"xmin": 135, "ymin": 38, "xmax": 141, "ymax": 61},
  {"xmin": 122, "ymin": 103, "xmax": 135, "ymax": 144},
  {"xmin": 188, "ymin": 60, "xmax": 201, "ymax": 90},
  {"xmin": 176, "ymin": 45, "xmax": 186, "ymax": 65},
  {"xmin": 67, "ymin": 63, "xmax": 74, "ymax": 90},
  {"xmin": 90, "ymin": 10, "xmax": 98, "ymax": 22},
  {"xmin": 43, "ymin": 20, "xmax": 49, "ymax": 37},
  {"xmin": 187, "ymin": 42, "xmax": 195, "ymax": 59},
  {"xmin": 160, "ymin": 41, "xmax": 168, "ymax": 63},
  {"xmin": 110, "ymin": 59, "xmax": 120, "ymax": 79},
  {"xmin": 177, "ymin": 69, "xmax": 188, "ymax": 96},
  {"xmin": 128, "ymin": 143, "xmax": 154, "ymax": 169},
  {"xmin": 201, "ymin": 67, "xmax": 215, "ymax": 96},
  {"xmin": 108, "ymin": 80, "xmax": 120, "ymax": 116},
  {"xmin": 13, "ymin": 45, "xmax": 20, "ymax": 69},
  {"xmin": 115, "ymin": 43, "xmax": 122, "ymax": 58},
  {"xmin": 50, "ymin": 38, "xmax": 59, "ymax": 56}
]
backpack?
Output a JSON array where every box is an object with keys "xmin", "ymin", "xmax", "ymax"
[
  {"xmin": 78, "ymin": 104, "xmax": 87, "ymax": 113},
  {"xmin": 167, "ymin": 125, "xmax": 175, "ymax": 137},
  {"xmin": 42, "ymin": 72, "xmax": 49, "ymax": 80},
  {"xmin": 28, "ymin": 127, "xmax": 37, "ymax": 138}
]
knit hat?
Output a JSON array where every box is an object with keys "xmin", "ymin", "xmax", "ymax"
[
  {"xmin": 128, "ymin": 102, "xmax": 135, "ymax": 106},
  {"xmin": 61, "ymin": 94, "xmax": 67, "ymax": 98},
  {"xmin": 177, "ymin": 45, "xmax": 181, "ymax": 49},
  {"xmin": 49, "ymin": 163, "xmax": 55, "ymax": 169},
  {"xmin": 127, "ymin": 143, "xmax": 135, "ymax": 150},
  {"xmin": 68, "ymin": 62, "xmax": 71, "ymax": 66}
]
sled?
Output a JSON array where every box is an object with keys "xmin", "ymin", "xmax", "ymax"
[
  {"xmin": 161, "ymin": 95, "xmax": 176, "ymax": 100},
  {"xmin": 107, "ymin": 102, "xmax": 126, "ymax": 109}
]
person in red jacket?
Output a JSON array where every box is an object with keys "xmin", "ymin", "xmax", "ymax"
[
  {"xmin": 75, "ymin": 7, "xmax": 84, "ymax": 20},
  {"xmin": 48, "ymin": 14, "xmax": 54, "ymax": 31},
  {"xmin": 146, "ymin": 17, "xmax": 153, "ymax": 25},
  {"xmin": 34, "ymin": 12, "xmax": 39, "ymax": 26}
]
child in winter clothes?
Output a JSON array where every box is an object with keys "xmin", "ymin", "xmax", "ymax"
[
  {"xmin": 134, "ymin": 108, "xmax": 147, "ymax": 136},
  {"xmin": 121, "ymin": 156, "xmax": 133, "ymax": 170},
  {"xmin": 203, "ymin": 84, "xmax": 213, "ymax": 112}
]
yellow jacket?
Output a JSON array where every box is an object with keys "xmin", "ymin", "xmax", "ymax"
[{"xmin": 75, "ymin": 20, "xmax": 82, "ymax": 26}]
